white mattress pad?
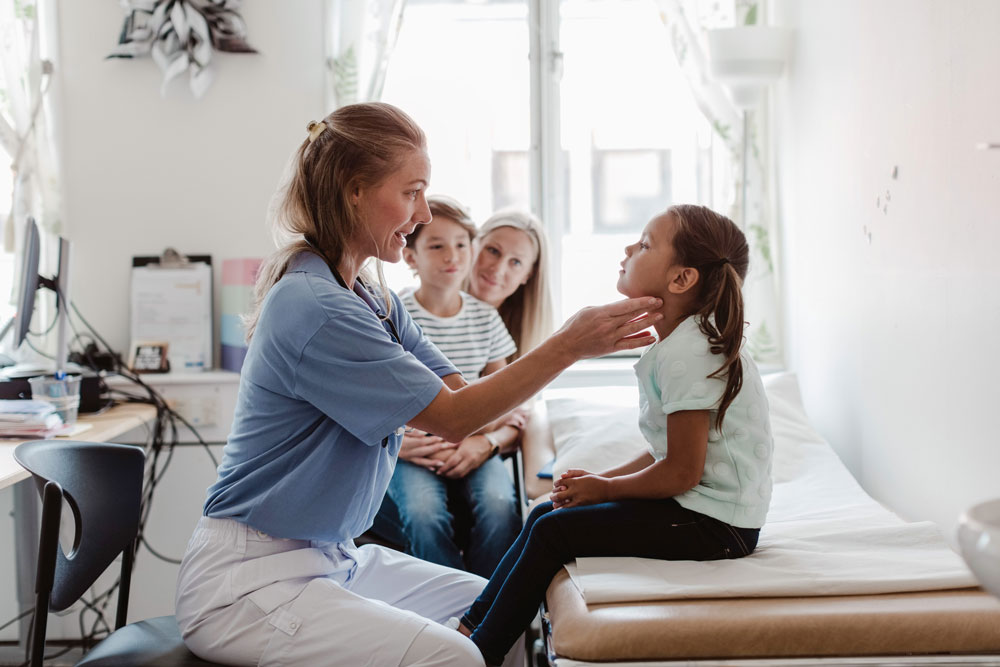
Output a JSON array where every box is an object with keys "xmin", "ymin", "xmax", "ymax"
[{"xmin": 546, "ymin": 373, "xmax": 978, "ymax": 604}]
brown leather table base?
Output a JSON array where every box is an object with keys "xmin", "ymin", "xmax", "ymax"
[{"xmin": 545, "ymin": 569, "xmax": 1000, "ymax": 662}]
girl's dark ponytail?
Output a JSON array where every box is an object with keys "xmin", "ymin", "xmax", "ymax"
[
  {"xmin": 696, "ymin": 261, "xmax": 744, "ymax": 430},
  {"xmin": 668, "ymin": 205, "xmax": 749, "ymax": 430}
]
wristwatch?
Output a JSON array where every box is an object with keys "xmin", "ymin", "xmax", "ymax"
[{"xmin": 483, "ymin": 431, "xmax": 502, "ymax": 458}]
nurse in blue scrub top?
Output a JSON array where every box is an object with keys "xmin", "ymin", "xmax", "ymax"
[{"xmin": 173, "ymin": 102, "xmax": 662, "ymax": 667}]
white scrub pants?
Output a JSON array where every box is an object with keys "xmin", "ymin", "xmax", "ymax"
[{"xmin": 175, "ymin": 517, "xmax": 525, "ymax": 667}]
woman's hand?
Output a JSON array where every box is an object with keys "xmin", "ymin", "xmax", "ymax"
[
  {"xmin": 483, "ymin": 406, "xmax": 530, "ymax": 434},
  {"xmin": 436, "ymin": 434, "xmax": 493, "ymax": 479},
  {"xmin": 498, "ymin": 406, "xmax": 530, "ymax": 431},
  {"xmin": 550, "ymin": 469, "xmax": 612, "ymax": 509},
  {"xmin": 398, "ymin": 430, "xmax": 458, "ymax": 470},
  {"xmin": 553, "ymin": 297, "xmax": 662, "ymax": 360}
]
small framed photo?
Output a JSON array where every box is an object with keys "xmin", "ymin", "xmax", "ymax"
[{"xmin": 130, "ymin": 341, "xmax": 171, "ymax": 373}]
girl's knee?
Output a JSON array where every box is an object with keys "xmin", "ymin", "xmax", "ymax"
[
  {"xmin": 524, "ymin": 501, "xmax": 554, "ymax": 527},
  {"xmin": 527, "ymin": 506, "xmax": 574, "ymax": 551}
]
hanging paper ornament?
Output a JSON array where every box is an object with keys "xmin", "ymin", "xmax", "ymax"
[{"xmin": 108, "ymin": 0, "xmax": 257, "ymax": 99}]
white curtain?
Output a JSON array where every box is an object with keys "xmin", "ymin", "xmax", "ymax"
[
  {"xmin": 325, "ymin": 0, "xmax": 406, "ymax": 109},
  {"xmin": 655, "ymin": 0, "xmax": 782, "ymax": 365},
  {"xmin": 0, "ymin": 0, "xmax": 62, "ymax": 251}
]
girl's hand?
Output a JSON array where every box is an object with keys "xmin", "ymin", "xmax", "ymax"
[
  {"xmin": 550, "ymin": 469, "xmax": 612, "ymax": 508},
  {"xmin": 398, "ymin": 430, "xmax": 458, "ymax": 470},
  {"xmin": 554, "ymin": 297, "xmax": 662, "ymax": 359},
  {"xmin": 436, "ymin": 434, "xmax": 492, "ymax": 479}
]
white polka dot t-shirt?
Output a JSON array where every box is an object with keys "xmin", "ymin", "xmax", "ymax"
[{"xmin": 633, "ymin": 315, "xmax": 773, "ymax": 529}]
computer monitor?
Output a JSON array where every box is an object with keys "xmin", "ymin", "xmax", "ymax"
[
  {"xmin": 12, "ymin": 217, "xmax": 41, "ymax": 348},
  {"xmin": 4, "ymin": 216, "xmax": 73, "ymax": 377}
]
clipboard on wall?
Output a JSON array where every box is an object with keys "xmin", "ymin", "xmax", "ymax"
[{"xmin": 130, "ymin": 251, "xmax": 214, "ymax": 372}]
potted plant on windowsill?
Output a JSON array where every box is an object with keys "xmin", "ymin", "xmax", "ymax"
[{"xmin": 706, "ymin": 3, "xmax": 793, "ymax": 109}]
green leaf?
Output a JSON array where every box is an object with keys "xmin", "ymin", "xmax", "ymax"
[
  {"xmin": 746, "ymin": 322, "xmax": 778, "ymax": 362},
  {"xmin": 744, "ymin": 4, "xmax": 758, "ymax": 26},
  {"xmin": 330, "ymin": 46, "xmax": 359, "ymax": 106},
  {"xmin": 14, "ymin": 0, "xmax": 36, "ymax": 20},
  {"xmin": 712, "ymin": 120, "xmax": 730, "ymax": 141},
  {"xmin": 749, "ymin": 223, "xmax": 773, "ymax": 274}
]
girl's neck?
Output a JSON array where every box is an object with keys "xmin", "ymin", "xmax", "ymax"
[
  {"xmin": 414, "ymin": 284, "xmax": 463, "ymax": 317},
  {"xmin": 652, "ymin": 299, "xmax": 694, "ymax": 341}
]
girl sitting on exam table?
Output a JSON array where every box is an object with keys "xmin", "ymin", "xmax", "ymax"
[{"xmin": 456, "ymin": 204, "xmax": 774, "ymax": 667}]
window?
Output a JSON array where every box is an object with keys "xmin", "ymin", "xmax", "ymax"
[
  {"xmin": 382, "ymin": 0, "xmax": 727, "ymax": 326},
  {"xmin": 380, "ymin": 0, "xmax": 531, "ymax": 292},
  {"xmin": 592, "ymin": 149, "xmax": 672, "ymax": 234},
  {"xmin": 0, "ymin": 152, "xmax": 13, "ymax": 327}
]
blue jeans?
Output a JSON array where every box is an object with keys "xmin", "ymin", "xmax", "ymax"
[
  {"xmin": 377, "ymin": 457, "xmax": 522, "ymax": 578},
  {"xmin": 463, "ymin": 499, "xmax": 760, "ymax": 666}
]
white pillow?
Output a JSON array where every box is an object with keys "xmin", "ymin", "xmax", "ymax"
[
  {"xmin": 545, "ymin": 371, "xmax": 821, "ymax": 484},
  {"xmin": 546, "ymin": 385, "xmax": 643, "ymax": 479}
]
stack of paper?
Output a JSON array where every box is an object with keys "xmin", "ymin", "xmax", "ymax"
[{"xmin": 0, "ymin": 400, "xmax": 64, "ymax": 438}]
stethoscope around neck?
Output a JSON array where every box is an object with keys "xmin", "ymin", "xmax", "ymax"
[
  {"xmin": 304, "ymin": 236, "xmax": 403, "ymax": 447},
  {"xmin": 303, "ymin": 236, "xmax": 403, "ymax": 344}
]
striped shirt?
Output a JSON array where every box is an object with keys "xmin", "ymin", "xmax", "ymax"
[{"xmin": 400, "ymin": 289, "xmax": 517, "ymax": 380}]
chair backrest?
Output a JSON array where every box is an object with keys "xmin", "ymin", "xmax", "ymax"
[{"xmin": 13, "ymin": 440, "xmax": 145, "ymax": 611}]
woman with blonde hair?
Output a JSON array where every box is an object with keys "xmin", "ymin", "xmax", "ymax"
[
  {"xmin": 469, "ymin": 209, "xmax": 553, "ymax": 359},
  {"xmin": 173, "ymin": 101, "xmax": 662, "ymax": 667}
]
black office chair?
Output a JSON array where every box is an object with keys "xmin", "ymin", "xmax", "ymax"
[{"xmin": 14, "ymin": 440, "xmax": 221, "ymax": 666}]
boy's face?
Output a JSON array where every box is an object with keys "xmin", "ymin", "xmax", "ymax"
[
  {"xmin": 403, "ymin": 215, "xmax": 473, "ymax": 291},
  {"xmin": 617, "ymin": 213, "xmax": 679, "ymax": 298}
]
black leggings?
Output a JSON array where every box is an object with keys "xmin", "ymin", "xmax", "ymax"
[{"xmin": 463, "ymin": 499, "xmax": 759, "ymax": 666}]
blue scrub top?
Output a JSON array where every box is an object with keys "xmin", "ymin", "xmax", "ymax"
[{"xmin": 203, "ymin": 252, "xmax": 458, "ymax": 542}]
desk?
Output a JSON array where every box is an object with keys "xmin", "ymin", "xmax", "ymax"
[
  {"xmin": 0, "ymin": 402, "xmax": 157, "ymax": 488},
  {"xmin": 0, "ymin": 402, "xmax": 157, "ymax": 649}
]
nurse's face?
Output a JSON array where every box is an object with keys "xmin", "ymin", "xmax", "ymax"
[
  {"xmin": 355, "ymin": 149, "xmax": 432, "ymax": 264},
  {"xmin": 469, "ymin": 226, "xmax": 536, "ymax": 308}
]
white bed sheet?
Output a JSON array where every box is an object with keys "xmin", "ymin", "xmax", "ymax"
[{"xmin": 545, "ymin": 372, "xmax": 977, "ymax": 604}]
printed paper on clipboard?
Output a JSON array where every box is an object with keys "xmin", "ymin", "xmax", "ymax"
[{"xmin": 130, "ymin": 254, "xmax": 213, "ymax": 372}]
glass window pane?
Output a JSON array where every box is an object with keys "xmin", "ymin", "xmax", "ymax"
[
  {"xmin": 380, "ymin": 0, "xmax": 530, "ymax": 294},
  {"xmin": 0, "ymin": 146, "xmax": 13, "ymax": 318},
  {"xmin": 555, "ymin": 0, "xmax": 718, "ymax": 323}
]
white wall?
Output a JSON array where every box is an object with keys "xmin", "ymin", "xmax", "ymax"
[
  {"xmin": 0, "ymin": 0, "xmax": 327, "ymax": 641},
  {"xmin": 773, "ymin": 0, "xmax": 1000, "ymax": 541},
  {"xmin": 7, "ymin": 0, "xmax": 999, "ymax": 642},
  {"xmin": 58, "ymin": 0, "xmax": 327, "ymax": 358}
]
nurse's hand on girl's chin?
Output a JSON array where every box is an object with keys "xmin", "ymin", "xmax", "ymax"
[
  {"xmin": 554, "ymin": 297, "xmax": 663, "ymax": 359},
  {"xmin": 398, "ymin": 431, "xmax": 458, "ymax": 469}
]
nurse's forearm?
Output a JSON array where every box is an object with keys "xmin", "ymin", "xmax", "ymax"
[
  {"xmin": 442, "ymin": 373, "xmax": 466, "ymax": 391},
  {"xmin": 409, "ymin": 335, "xmax": 575, "ymax": 443},
  {"xmin": 411, "ymin": 295, "xmax": 662, "ymax": 441}
]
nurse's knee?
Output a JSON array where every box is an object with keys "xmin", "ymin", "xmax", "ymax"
[{"xmin": 401, "ymin": 623, "xmax": 484, "ymax": 666}]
